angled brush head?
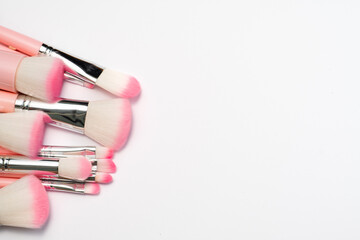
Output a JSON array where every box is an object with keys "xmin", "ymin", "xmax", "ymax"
[
  {"xmin": 0, "ymin": 175, "xmax": 49, "ymax": 228},
  {"xmin": 96, "ymin": 69, "xmax": 141, "ymax": 98},
  {"xmin": 97, "ymin": 159, "xmax": 116, "ymax": 173},
  {"xmin": 58, "ymin": 156, "xmax": 92, "ymax": 181},
  {"xmin": 0, "ymin": 111, "xmax": 46, "ymax": 158},
  {"xmin": 16, "ymin": 56, "xmax": 65, "ymax": 102},
  {"xmin": 84, "ymin": 98, "xmax": 132, "ymax": 150},
  {"xmin": 95, "ymin": 146, "xmax": 114, "ymax": 159}
]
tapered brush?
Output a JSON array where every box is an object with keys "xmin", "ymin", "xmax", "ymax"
[
  {"xmin": 0, "ymin": 145, "xmax": 114, "ymax": 159},
  {"xmin": 0, "ymin": 90, "xmax": 132, "ymax": 149},
  {"xmin": 0, "ymin": 175, "xmax": 49, "ymax": 228},
  {"xmin": 0, "ymin": 111, "xmax": 46, "ymax": 158},
  {"xmin": 0, "ymin": 156, "xmax": 92, "ymax": 181},
  {"xmin": 0, "ymin": 176, "xmax": 100, "ymax": 195},
  {"xmin": 0, "ymin": 25, "xmax": 141, "ymax": 98},
  {"xmin": 0, "ymin": 47, "xmax": 64, "ymax": 102}
]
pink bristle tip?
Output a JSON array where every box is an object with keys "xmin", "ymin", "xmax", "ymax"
[
  {"xmin": 95, "ymin": 173, "xmax": 113, "ymax": 184},
  {"xmin": 97, "ymin": 159, "xmax": 117, "ymax": 173},
  {"xmin": 77, "ymin": 157, "xmax": 93, "ymax": 181},
  {"xmin": 113, "ymin": 100, "xmax": 132, "ymax": 150},
  {"xmin": 120, "ymin": 76, "xmax": 141, "ymax": 98},
  {"xmin": 27, "ymin": 175, "xmax": 50, "ymax": 228},
  {"xmin": 29, "ymin": 112, "xmax": 46, "ymax": 158},
  {"xmin": 84, "ymin": 183, "xmax": 100, "ymax": 195},
  {"xmin": 96, "ymin": 146, "xmax": 114, "ymax": 159},
  {"xmin": 46, "ymin": 58, "xmax": 65, "ymax": 102}
]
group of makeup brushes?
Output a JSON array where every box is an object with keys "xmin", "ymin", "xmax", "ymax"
[{"xmin": 0, "ymin": 25, "xmax": 140, "ymax": 229}]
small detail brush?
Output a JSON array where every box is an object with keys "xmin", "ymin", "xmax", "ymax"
[
  {"xmin": 0, "ymin": 90, "xmax": 132, "ymax": 149},
  {"xmin": 0, "ymin": 175, "xmax": 49, "ymax": 228},
  {"xmin": 0, "ymin": 111, "xmax": 46, "ymax": 158},
  {"xmin": 0, "ymin": 25, "xmax": 141, "ymax": 98},
  {"xmin": 0, "ymin": 156, "xmax": 92, "ymax": 181}
]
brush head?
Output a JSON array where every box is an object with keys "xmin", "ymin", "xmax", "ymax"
[
  {"xmin": 97, "ymin": 159, "xmax": 116, "ymax": 173},
  {"xmin": 0, "ymin": 111, "xmax": 46, "ymax": 158},
  {"xmin": 58, "ymin": 156, "xmax": 92, "ymax": 181},
  {"xmin": 84, "ymin": 98, "xmax": 132, "ymax": 150},
  {"xmin": 96, "ymin": 69, "xmax": 141, "ymax": 98},
  {"xmin": 84, "ymin": 183, "xmax": 100, "ymax": 195},
  {"xmin": 16, "ymin": 56, "xmax": 65, "ymax": 102},
  {"xmin": 95, "ymin": 173, "xmax": 113, "ymax": 184},
  {"xmin": 95, "ymin": 146, "xmax": 114, "ymax": 159},
  {"xmin": 0, "ymin": 175, "xmax": 49, "ymax": 228}
]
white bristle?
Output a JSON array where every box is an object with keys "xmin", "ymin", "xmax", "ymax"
[
  {"xmin": 84, "ymin": 183, "xmax": 100, "ymax": 195},
  {"xmin": 96, "ymin": 69, "xmax": 141, "ymax": 98},
  {"xmin": 58, "ymin": 156, "xmax": 92, "ymax": 181},
  {"xmin": 97, "ymin": 159, "xmax": 117, "ymax": 173},
  {"xmin": 0, "ymin": 175, "xmax": 49, "ymax": 228},
  {"xmin": 95, "ymin": 146, "xmax": 114, "ymax": 159},
  {"xmin": 0, "ymin": 111, "xmax": 45, "ymax": 158},
  {"xmin": 84, "ymin": 98, "xmax": 132, "ymax": 150},
  {"xmin": 16, "ymin": 56, "xmax": 64, "ymax": 102}
]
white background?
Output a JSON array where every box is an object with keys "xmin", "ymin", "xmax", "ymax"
[{"xmin": 1, "ymin": 0, "xmax": 360, "ymax": 239}]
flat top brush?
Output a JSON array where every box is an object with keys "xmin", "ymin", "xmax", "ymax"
[
  {"xmin": 0, "ymin": 25, "xmax": 141, "ymax": 98},
  {"xmin": 0, "ymin": 175, "xmax": 49, "ymax": 228},
  {"xmin": 0, "ymin": 44, "xmax": 64, "ymax": 102},
  {"xmin": 0, "ymin": 90, "xmax": 132, "ymax": 150},
  {"xmin": 0, "ymin": 111, "xmax": 46, "ymax": 158}
]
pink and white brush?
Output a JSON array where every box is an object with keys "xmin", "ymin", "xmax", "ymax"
[
  {"xmin": 0, "ymin": 175, "xmax": 49, "ymax": 228},
  {"xmin": 0, "ymin": 111, "xmax": 46, "ymax": 158},
  {"xmin": 0, "ymin": 25, "xmax": 141, "ymax": 98},
  {"xmin": 0, "ymin": 44, "xmax": 64, "ymax": 102},
  {"xmin": 0, "ymin": 90, "xmax": 132, "ymax": 150}
]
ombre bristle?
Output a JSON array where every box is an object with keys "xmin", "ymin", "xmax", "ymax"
[
  {"xmin": 0, "ymin": 175, "xmax": 49, "ymax": 228},
  {"xmin": 97, "ymin": 159, "xmax": 116, "ymax": 173},
  {"xmin": 96, "ymin": 69, "xmax": 141, "ymax": 98},
  {"xmin": 58, "ymin": 157, "xmax": 92, "ymax": 181},
  {"xmin": 84, "ymin": 183, "xmax": 100, "ymax": 195},
  {"xmin": 95, "ymin": 146, "xmax": 114, "ymax": 159},
  {"xmin": 95, "ymin": 173, "xmax": 113, "ymax": 184}
]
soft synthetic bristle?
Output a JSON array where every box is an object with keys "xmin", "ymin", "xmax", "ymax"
[
  {"xmin": 84, "ymin": 98, "xmax": 132, "ymax": 150},
  {"xmin": 95, "ymin": 173, "xmax": 113, "ymax": 184},
  {"xmin": 97, "ymin": 159, "xmax": 117, "ymax": 173},
  {"xmin": 16, "ymin": 56, "xmax": 65, "ymax": 102},
  {"xmin": 84, "ymin": 183, "xmax": 100, "ymax": 195},
  {"xmin": 58, "ymin": 157, "xmax": 92, "ymax": 181},
  {"xmin": 95, "ymin": 146, "xmax": 114, "ymax": 159},
  {"xmin": 0, "ymin": 175, "xmax": 49, "ymax": 228},
  {"xmin": 0, "ymin": 111, "xmax": 45, "ymax": 158},
  {"xmin": 96, "ymin": 69, "xmax": 141, "ymax": 98}
]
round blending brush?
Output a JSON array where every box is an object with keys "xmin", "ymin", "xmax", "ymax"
[
  {"xmin": 0, "ymin": 176, "xmax": 100, "ymax": 195},
  {"xmin": 0, "ymin": 46, "xmax": 64, "ymax": 102},
  {"xmin": 0, "ymin": 90, "xmax": 132, "ymax": 150},
  {"xmin": 0, "ymin": 25, "xmax": 141, "ymax": 98},
  {"xmin": 0, "ymin": 175, "xmax": 49, "ymax": 228},
  {"xmin": 0, "ymin": 156, "xmax": 93, "ymax": 181},
  {"xmin": 0, "ymin": 111, "xmax": 46, "ymax": 158}
]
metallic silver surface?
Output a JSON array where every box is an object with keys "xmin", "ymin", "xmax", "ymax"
[
  {"xmin": 0, "ymin": 157, "xmax": 59, "ymax": 174},
  {"xmin": 42, "ymin": 181, "xmax": 86, "ymax": 194},
  {"xmin": 39, "ymin": 44, "xmax": 103, "ymax": 88},
  {"xmin": 40, "ymin": 174, "xmax": 96, "ymax": 183},
  {"xmin": 39, "ymin": 146, "xmax": 97, "ymax": 158},
  {"xmin": 15, "ymin": 94, "xmax": 88, "ymax": 134}
]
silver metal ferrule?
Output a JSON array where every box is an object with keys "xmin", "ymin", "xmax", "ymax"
[
  {"xmin": 0, "ymin": 157, "xmax": 59, "ymax": 174},
  {"xmin": 39, "ymin": 44, "xmax": 103, "ymax": 88},
  {"xmin": 42, "ymin": 181, "xmax": 86, "ymax": 194},
  {"xmin": 39, "ymin": 146, "xmax": 97, "ymax": 159},
  {"xmin": 40, "ymin": 174, "xmax": 96, "ymax": 183},
  {"xmin": 14, "ymin": 94, "xmax": 88, "ymax": 134}
]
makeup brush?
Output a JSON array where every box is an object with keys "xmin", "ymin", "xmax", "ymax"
[
  {"xmin": 0, "ymin": 25, "xmax": 141, "ymax": 98},
  {"xmin": 0, "ymin": 156, "xmax": 92, "ymax": 181},
  {"xmin": 0, "ymin": 90, "xmax": 132, "ymax": 150},
  {"xmin": 0, "ymin": 48, "xmax": 64, "ymax": 102},
  {"xmin": 0, "ymin": 175, "xmax": 49, "ymax": 228},
  {"xmin": 0, "ymin": 111, "xmax": 46, "ymax": 158},
  {"xmin": 0, "ymin": 176, "xmax": 100, "ymax": 195},
  {"xmin": 0, "ymin": 145, "xmax": 114, "ymax": 159}
]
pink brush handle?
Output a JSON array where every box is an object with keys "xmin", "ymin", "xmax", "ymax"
[
  {"xmin": 0, "ymin": 90, "xmax": 18, "ymax": 113},
  {"xmin": 0, "ymin": 25, "xmax": 42, "ymax": 56},
  {"xmin": 0, "ymin": 177, "xmax": 17, "ymax": 187}
]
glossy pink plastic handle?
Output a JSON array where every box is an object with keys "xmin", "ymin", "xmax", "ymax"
[{"xmin": 0, "ymin": 25, "xmax": 42, "ymax": 56}]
